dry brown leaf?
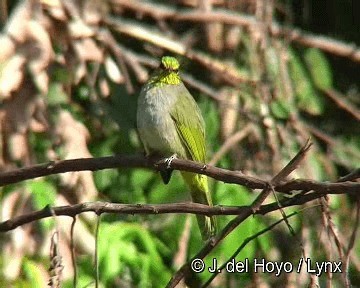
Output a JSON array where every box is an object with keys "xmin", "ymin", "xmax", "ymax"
[
  {"xmin": 73, "ymin": 38, "xmax": 103, "ymax": 62},
  {"xmin": 2, "ymin": 83, "xmax": 41, "ymax": 163},
  {"xmin": 8, "ymin": 133, "xmax": 29, "ymax": 161},
  {"xmin": 0, "ymin": 35, "xmax": 16, "ymax": 63},
  {"xmin": 23, "ymin": 20, "xmax": 53, "ymax": 94},
  {"xmin": 83, "ymin": 0, "xmax": 107, "ymax": 25},
  {"xmin": 3, "ymin": 227, "xmax": 32, "ymax": 279},
  {"xmin": 4, "ymin": 91, "xmax": 39, "ymax": 133},
  {"xmin": 68, "ymin": 19, "xmax": 95, "ymax": 38},
  {"xmin": 1, "ymin": 190, "xmax": 37, "ymax": 280},
  {"xmin": 45, "ymin": 4, "xmax": 67, "ymax": 21},
  {"xmin": 4, "ymin": 1, "xmax": 32, "ymax": 43},
  {"xmin": 32, "ymin": 71, "xmax": 49, "ymax": 94},
  {"xmin": 27, "ymin": 20, "xmax": 54, "ymax": 69},
  {"xmin": 40, "ymin": 0, "xmax": 62, "ymax": 7},
  {"xmin": 30, "ymin": 97, "xmax": 49, "ymax": 132},
  {"xmin": 56, "ymin": 111, "xmax": 98, "ymax": 201},
  {"xmin": 74, "ymin": 61, "xmax": 86, "ymax": 84},
  {"xmin": 225, "ymin": 26, "xmax": 242, "ymax": 50},
  {"xmin": 104, "ymin": 55, "xmax": 124, "ymax": 83},
  {"xmin": 125, "ymin": 54, "xmax": 149, "ymax": 83},
  {"xmin": 99, "ymin": 77, "xmax": 111, "ymax": 97},
  {"xmin": 219, "ymin": 88, "xmax": 239, "ymax": 139},
  {"xmin": 0, "ymin": 54, "xmax": 26, "ymax": 99}
]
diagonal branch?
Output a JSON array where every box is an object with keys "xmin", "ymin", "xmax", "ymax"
[{"xmin": 165, "ymin": 140, "xmax": 312, "ymax": 287}]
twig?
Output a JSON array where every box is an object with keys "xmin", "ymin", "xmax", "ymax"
[
  {"xmin": 99, "ymin": 30, "xmax": 134, "ymax": 93},
  {"xmin": 180, "ymin": 74, "xmax": 221, "ymax": 102},
  {"xmin": 338, "ymin": 168, "xmax": 360, "ymax": 183},
  {"xmin": 344, "ymin": 200, "xmax": 360, "ymax": 287},
  {"xmin": 322, "ymin": 89, "xmax": 360, "ymax": 122},
  {"xmin": 303, "ymin": 123, "xmax": 360, "ymax": 169},
  {"xmin": 94, "ymin": 215, "xmax": 101, "ymax": 288},
  {"xmin": 209, "ymin": 124, "xmax": 253, "ymax": 166},
  {"xmin": 251, "ymin": 140, "xmax": 311, "ymax": 212},
  {"xmin": 70, "ymin": 217, "xmax": 77, "ymax": 288},
  {"xmin": 48, "ymin": 232, "xmax": 63, "ymax": 288}
]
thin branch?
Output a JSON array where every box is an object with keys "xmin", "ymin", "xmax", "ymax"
[
  {"xmin": 94, "ymin": 215, "xmax": 101, "ymax": 288},
  {"xmin": 250, "ymin": 140, "xmax": 311, "ymax": 212},
  {"xmin": 0, "ymin": 203, "xmax": 252, "ymax": 232},
  {"xmin": 272, "ymin": 139, "xmax": 312, "ymax": 185},
  {"xmin": 0, "ymin": 188, "xmax": 353, "ymax": 233},
  {"xmin": 1, "ymin": 154, "xmax": 359, "ymax": 195},
  {"xmin": 180, "ymin": 73, "xmax": 221, "ymax": 102},
  {"xmin": 105, "ymin": 17, "xmax": 255, "ymax": 86},
  {"xmin": 203, "ymin": 211, "xmax": 299, "ymax": 287},
  {"xmin": 98, "ymin": 29, "xmax": 135, "ymax": 93},
  {"xmin": 166, "ymin": 140, "xmax": 312, "ymax": 287},
  {"xmin": 322, "ymin": 89, "xmax": 360, "ymax": 122},
  {"xmin": 111, "ymin": 0, "xmax": 360, "ymax": 63},
  {"xmin": 70, "ymin": 217, "xmax": 77, "ymax": 288},
  {"xmin": 339, "ymin": 168, "xmax": 360, "ymax": 182},
  {"xmin": 344, "ymin": 200, "xmax": 360, "ymax": 287},
  {"xmin": 209, "ymin": 124, "xmax": 254, "ymax": 166}
]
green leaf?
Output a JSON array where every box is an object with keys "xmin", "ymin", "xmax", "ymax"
[
  {"xmin": 215, "ymin": 183, "xmax": 257, "ymax": 259},
  {"xmin": 305, "ymin": 48, "xmax": 333, "ymax": 90},
  {"xmin": 27, "ymin": 180, "xmax": 56, "ymax": 231},
  {"xmin": 98, "ymin": 222, "xmax": 171, "ymax": 286},
  {"xmin": 289, "ymin": 49, "xmax": 324, "ymax": 115},
  {"xmin": 47, "ymin": 82, "xmax": 68, "ymax": 105},
  {"xmin": 265, "ymin": 47, "xmax": 280, "ymax": 81},
  {"xmin": 27, "ymin": 180, "xmax": 56, "ymax": 210},
  {"xmin": 332, "ymin": 136, "xmax": 360, "ymax": 169},
  {"xmin": 270, "ymin": 99, "xmax": 292, "ymax": 119},
  {"xmin": 199, "ymin": 97, "xmax": 220, "ymax": 153},
  {"xmin": 22, "ymin": 259, "xmax": 44, "ymax": 287},
  {"xmin": 63, "ymin": 259, "xmax": 95, "ymax": 288},
  {"xmin": 94, "ymin": 169, "xmax": 119, "ymax": 191},
  {"xmin": 307, "ymin": 152, "xmax": 327, "ymax": 180}
]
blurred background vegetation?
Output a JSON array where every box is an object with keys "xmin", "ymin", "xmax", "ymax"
[{"xmin": 0, "ymin": 0, "xmax": 359, "ymax": 287}]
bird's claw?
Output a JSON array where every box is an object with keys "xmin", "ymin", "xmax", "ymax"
[{"xmin": 165, "ymin": 154, "xmax": 177, "ymax": 169}]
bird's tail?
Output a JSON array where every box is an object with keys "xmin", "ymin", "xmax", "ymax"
[{"xmin": 181, "ymin": 171, "xmax": 217, "ymax": 240}]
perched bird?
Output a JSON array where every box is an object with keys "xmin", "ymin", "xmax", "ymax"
[{"xmin": 137, "ymin": 56, "xmax": 216, "ymax": 240}]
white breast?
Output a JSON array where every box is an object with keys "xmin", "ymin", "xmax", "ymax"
[{"xmin": 137, "ymin": 84, "xmax": 187, "ymax": 157}]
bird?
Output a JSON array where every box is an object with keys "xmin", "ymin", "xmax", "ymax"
[{"xmin": 137, "ymin": 56, "xmax": 216, "ymax": 240}]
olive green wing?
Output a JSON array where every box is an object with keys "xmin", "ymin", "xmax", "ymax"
[{"xmin": 170, "ymin": 84, "xmax": 206, "ymax": 163}]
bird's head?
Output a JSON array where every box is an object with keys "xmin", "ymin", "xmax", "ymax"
[
  {"xmin": 149, "ymin": 56, "xmax": 181, "ymax": 86},
  {"xmin": 160, "ymin": 56, "xmax": 180, "ymax": 72}
]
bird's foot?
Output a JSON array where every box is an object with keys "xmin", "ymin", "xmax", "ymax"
[{"xmin": 165, "ymin": 154, "xmax": 177, "ymax": 169}]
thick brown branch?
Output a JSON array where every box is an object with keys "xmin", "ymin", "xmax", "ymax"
[
  {"xmin": 0, "ymin": 155, "xmax": 149, "ymax": 186},
  {"xmin": 1, "ymin": 155, "xmax": 359, "ymax": 195}
]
